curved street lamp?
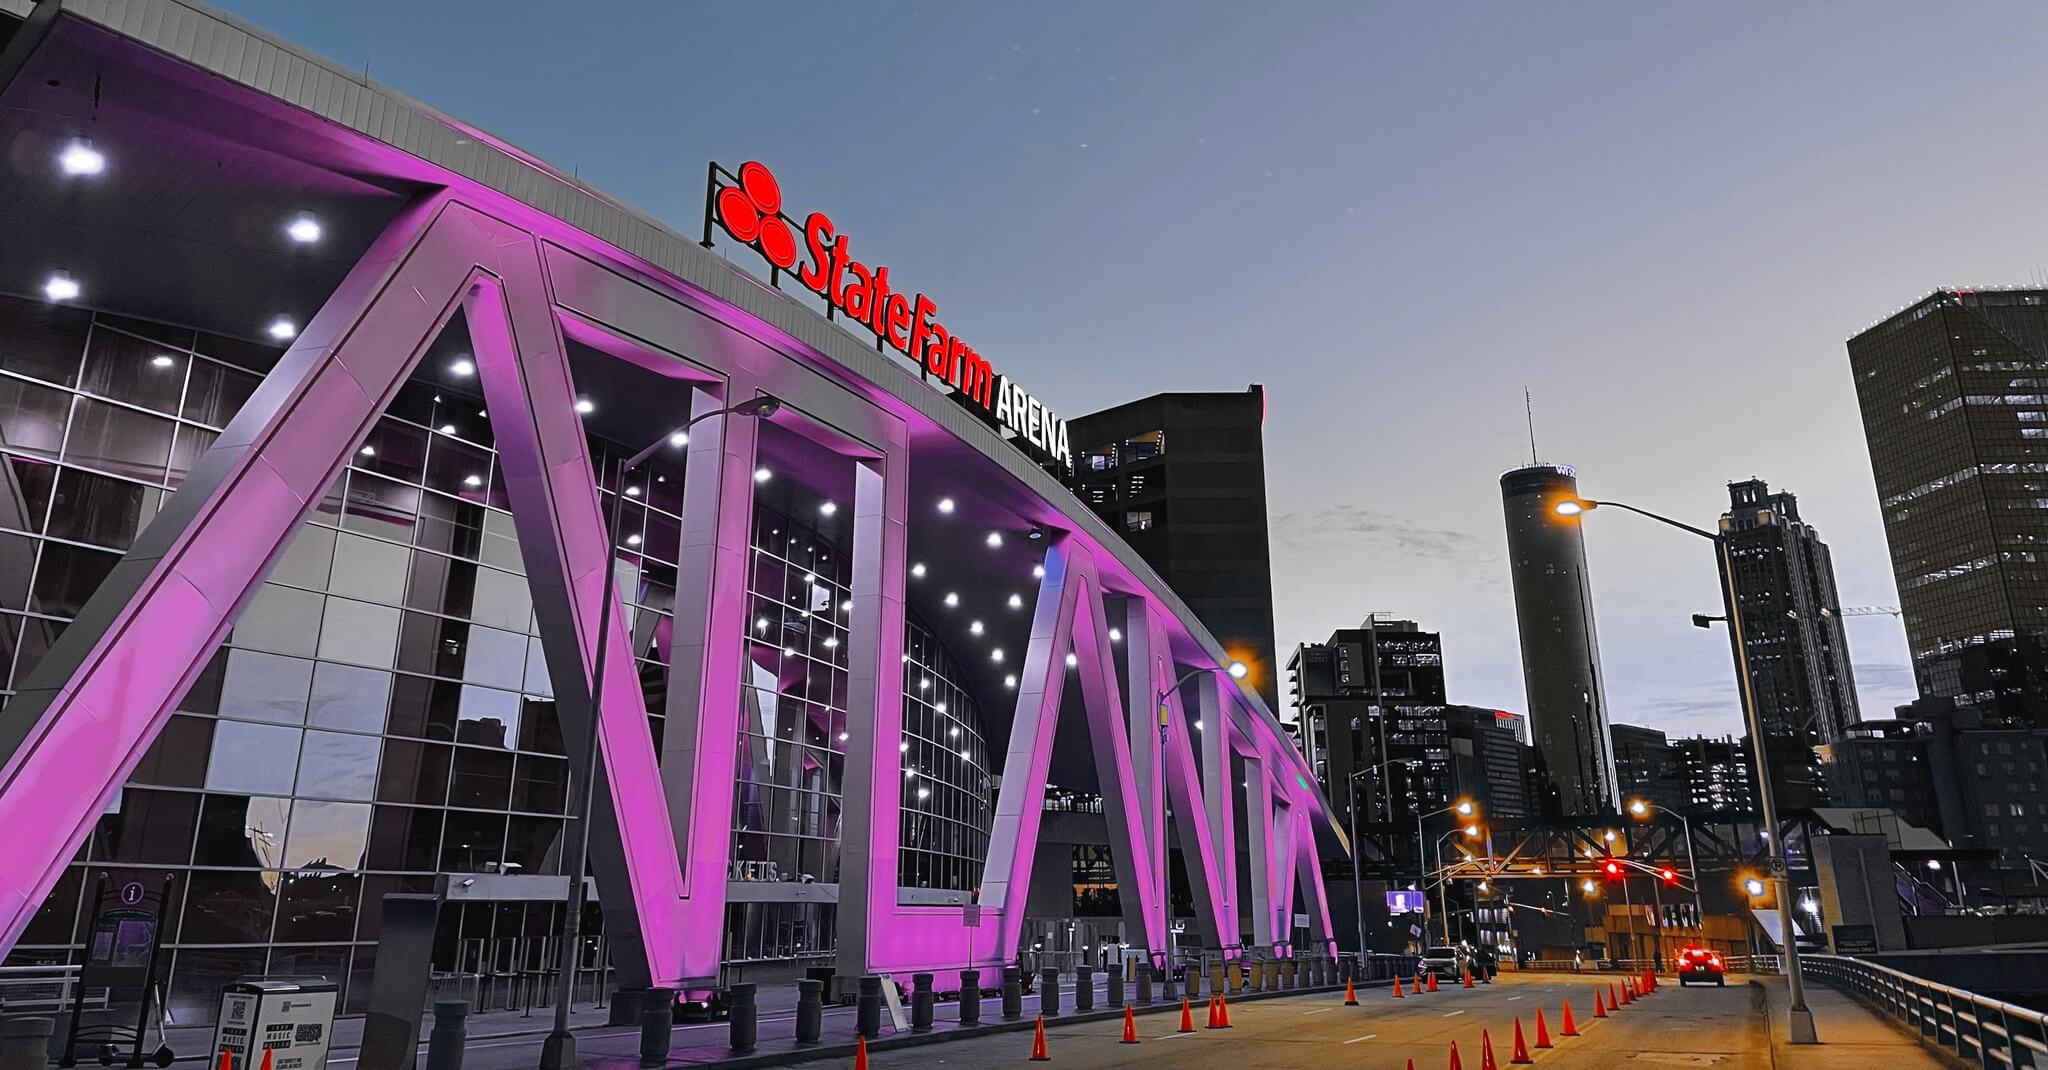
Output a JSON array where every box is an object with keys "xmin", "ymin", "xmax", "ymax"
[
  {"xmin": 1554, "ymin": 494, "xmax": 1816, "ymax": 1043},
  {"xmin": 1149, "ymin": 658, "xmax": 1248, "ymax": 994}
]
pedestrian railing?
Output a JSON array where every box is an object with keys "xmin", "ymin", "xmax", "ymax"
[
  {"xmin": 1797, "ymin": 953, "xmax": 2048, "ymax": 1070},
  {"xmin": 0, "ymin": 963, "xmax": 106, "ymax": 1013}
]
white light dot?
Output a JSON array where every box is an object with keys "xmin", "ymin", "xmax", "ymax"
[
  {"xmin": 1008, "ymin": 593, "xmax": 1024, "ymax": 609},
  {"xmin": 905, "ymin": 768, "xmax": 917, "ymax": 780},
  {"xmin": 1194, "ymin": 720, "xmax": 1205, "ymax": 731},
  {"xmin": 462, "ymin": 474, "xmax": 482, "ymax": 487},
  {"xmin": 919, "ymin": 678, "xmax": 932, "ymax": 690},
  {"xmin": 969, "ymin": 620, "xmax": 983, "ymax": 636},
  {"xmin": 625, "ymin": 486, "xmax": 642, "ymax": 497},
  {"xmin": 1033, "ymin": 564, "xmax": 1045, "ymax": 578},
  {"xmin": 918, "ymin": 787, "xmax": 932, "ymax": 800},
  {"xmin": 358, "ymin": 446, "xmax": 375, "ymax": 457},
  {"xmin": 575, "ymin": 398, "xmax": 595, "ymax": 415},
  {"xmin": 938, "ymin": 497, "xmax": 955, "ymax": 514},
  {"xmin": 669, "ymin": 431, "xmax": 689, "ymax": 447},
  {"xmin": 625, "ymin": 533, "xmax": 642, "ymax": 546},
  {"xmin": 150, "ymin": 354, "xmax": 176, "ymax": 369},
  {"xmin": 841, "ymin": 600, "xmax": 853, "ymax": 612},
  {"xmin": 1005, "ymin": 674, "xmax": 1018, "ymax": 689},
  {"xmin": 823, "ymin": 637, "xmax": 838, "ymax": 649},
  {"xmin": 754, "ymin": 468, "xmax": 772, "ymax": 483},
  {"xmin": 43, "ymin": 273, "xmax": 80, "ymax": 302},
  {"xmin": 838, "ymin": 731, "xmax": 849, "ymax": 742},
  {"xmin": 991, "ymin": 648, "xmax": 1005, "ymax": 663},
  {"xmin": 285, "ymin": 214, "xmax": 323, "ymax": 244},
  {"xmin": 944, "ymin": 592, "xmax": 959, "ymax": 607},
  {"xmin": 986, "ymin": 532, "xmax": 1004, "ymax": 548},
  {"xmin": 1108, "ymin": 627, "xmax": 1123, "ymax": 642},
  {"xmin": 58, "ymin": 140, "xmax": 105, "ymax": 176},
  {"xmin": 439, "ymin": 424, "xmax": 457, "ymax": 436},
  {"xmin": 910, "ymin": 563, "xmax": 927, "ymax": 578},
  {"xmin": 900, "ymin": 741, "xmax": 910, "ymax": 753},
  {"xmin": 820, "ymin": 500, "xmax": 837, "ymax": 516},
  {"xmin": 959, "ymin": 749, "xmax": 971, "ymax": 760},
  {"xmin": 783, "ymin": 647, "xmax": 798, "ymax": 658},
  {"xmin": 802, "ymin": 573, "xmax": 816, "ymax": 584},
  {"xmin": 266, "ymin": 317, "xmax": 298, "ymax": 341},
  {"xmin": 449, "ymin": 358, "xmax": 475, "ymax": 376}
]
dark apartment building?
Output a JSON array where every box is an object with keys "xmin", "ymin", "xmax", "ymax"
[
  {"xmin": 1289, "ymin": 618, "xmax": 1448, "ymax": 828},
  {"xmin": 1610, "ymin": 723, "xmax": 1688, "ymax": 813},
  {"xmin": 1848, "ymin": 290, "xmax": 2048, "ymax": 722},
  {"xmin": 1066, "ymin": 387, "xmax": 1279, "ymax": 709},
  {"xmin": 1716, "ymin": 479, "xmax": 1860, "ymax": 809},
  {"xmin": 1671, "ymin": 735, "xmax": 1758, "ymax": 814},
  {"xmin": 1444, "ymin": 705, "xmax": 1537, "ymax": 820},
  {"xmin": 1501, "ymin": 463, "xmax": 1619, "ymax": 814}
]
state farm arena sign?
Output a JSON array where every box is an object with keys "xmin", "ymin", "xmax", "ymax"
[{"xmin": 706, "ymin": 161, "xmax": 1072, "ymax": 466}]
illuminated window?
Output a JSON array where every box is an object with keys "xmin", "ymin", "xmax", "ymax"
[{"xmin": 1125, "ymin": 511, "xmax": 1154, "ymax": 533}]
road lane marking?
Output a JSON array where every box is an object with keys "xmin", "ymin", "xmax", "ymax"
[
  {"xmin": 1508, "ymin": 995, "xmax": 1524, "ymax": 1001},
  {"xmin": 1163, "ymin": 1030, "xmax": 1198, "ymax": 1040},
  {"xmin": 1343, "ymin": 1033, "xmax": 1379, "ymax": 1044},
  {"xmin": 1444, "ymin": 1009, "xmax": 1465, "ymax": 1017},
  {"xmin": 1303, "ymin": 1007, "xmax": 1337, "ymax": 1015}
]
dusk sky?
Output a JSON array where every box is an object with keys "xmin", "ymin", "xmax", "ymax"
[{"xmin": 208, "ymin": 1, "xmax": 2048, "ymax": 738}]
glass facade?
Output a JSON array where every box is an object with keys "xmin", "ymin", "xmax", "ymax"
[{"xmin": 0, "ymin": 295, "xmax": 993, "ymax": 1016}]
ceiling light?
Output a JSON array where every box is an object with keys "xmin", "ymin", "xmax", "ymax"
[
  {"xmin": 1033, "ymin": 564, "xmax": 1045, "ymax": 579},
  {"xmin": 948, "ymin": 726, "xmax": 960, "ymax": 737},
  {"xmin": 904, "ymin": 768, "xmax": 917, "ymax": 780},
  {"xmin": 919, "ymin": 678, "xmax": 932, "ymax": 690},
  {"xmin": 910, "ymin": 563, "xmax": 926, "ymax": 578},
  {"xmin": 899, "ymin": 741, "xmax": 910, "ymax": 753},
  {"xmin": 1007, "ymin": 593, "xmax": 1024, "ymax": 609},
  {"xmin": 944, "ymin": 592, "xmax": 958, "ymax": 607},
  {"xmin": 754, "ymin": 618, "xmax": 768, "ymax": 632},
  {"xmin": 801, "ymin": 572, "xmax": 816, "ymax": 584},
  {"xmin": 575, "ymin": 398, "xmax": 595, "ymax": 414},
  {"xmin": 42, "ymin": 273, "xmax": 80, "ymax": 302},
  {"xmin": 754, "ymin": 468, "xmax": 772, "ymax": 482},
  {"xmin": 1108, "ymin": 627, "xmax": 1123, "ymax": 642},
  {"xmin": 1193, "ymin": 719, "xmax": 1204, "ymax": 731},
  {"xmin": 58, "ymin": 139, "xmax": 105, "ymax": 177},
  {"xmin": 841, "ymin": 599, "xmax": 853, "ymax": 612},
  {"xmin": 1005, "ymin": 674, "xmax": 1018, "ymax": 689},
  {"xmin": 266, "ymin": 317, "xmax": 298, "ymax": 341},
  {"xmin": 439, "ymin": 424, "xmax": 457, "ymax": 435},
  {"xmin": 991, "ymin": 648, "xmax": 1005, "ymax": 663},
  {"xmin": 783, "ymin": 646, "xmax": 798, "ymax": 658},
  {"xmin": 358, "ymin": 446, "xmax": 375, "ymax": 457},
  {"xmin": 820, "ymin": 501, "xmax": 837, "ymax": 516},
  {"xmin": 150, "ymin": 354, "xmax": 176, "ymax": 369},
  {"xmin": 917, "ymin": 788, "xmax": 932, "ymax": 800},
  {"xmin": 669, "ymin": 431, "xmax": 689, "ymax": 447},
  {"xmin": 1027, "ymin": 527, "xmax": 1046, "ymax": 541},
  {"xmin": 969, "ymin": 621, "xmax": 983, "ymax": 635},
  {"xmin": 986, "ymin": 532, "xmax": 1003, "ymax": 548},
  {"xmin": 625, "ymin": 533, "xmax": 642, "ymax": 546},
  {"xmin": 462, "ymin": 474, "xmax": 482, "ymax": 487},
  {"xmin": 958, "ymin": 749, "xmax": 971, "ymax": 760},
  {"xmin": 625, "ymin": 486, "xmax": 642, "ymax": 497},
  {"xmin": 938, "ymin": 497, "xmax": 955, "ymax": 514},
  {"xmin": 285, "ymin": 214, "xmax": 323, "ymax": 244},
  {"xmin": 823, "ymin": 637, "xmax": 838, "ymax": 649},
  {"xmin": 1065, "ymin": 652, "xmax": 1078, "ymax": 667},
  {"xmin": 450, "ymin": 358, "xmax": 475, "ymax": 376}
]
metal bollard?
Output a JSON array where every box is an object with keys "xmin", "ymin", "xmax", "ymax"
[
  {"xmin": 1039, "ymin": 967, "xmax": 1061, "ymax": 1016},
  {"xmin": 1163, "ymin": 960, "xmax": 1178, "ymax": 1002},
  {"xmin": 639, "ymin": 987, "xmax": 675, "ymax": 1064},
  {"xmin": 959, "ymin": 969, "xmax": 982, "ymax": 1025},
  {"xmin": 426, "ymin": 1000, "xmax": 468, "ymax": 1070},
  {"xmin": 911, "ymin": 973, "xmax": 935, "ymax": 1033},
  {"xmin": 857, "ymin": 976, "xmax": 884, "ymax": 1039},
  {"xmin": 1074, "ymin": 965, "xmax": 1094, "ymax": 1012},
  {"xmin": 728, "ymin": 983, "xmax": 758, "ymax": 1054},
  {"xmin": 1107, "ymin": 963, "xmax": 1125, "ymax": 1007},
  {"xmin": 1136, "ymin": 962, "xmax": 1154, "ymax": 1004},
  {"xmin": 1285, "ymin": 959, "xmax": 1300, "ymax": 989},
  {"xmin": 0, "ymin": 1018, "xmax": 55, "ymax": 1070},
  {"xmin": 795, "ymin": 979, "xmax": 823, "ymax": 1045},
  {"xmin": 1002, "ymin": 967, "xmax": 1023, "ymax": 1021}
]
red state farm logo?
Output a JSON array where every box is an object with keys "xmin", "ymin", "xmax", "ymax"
[{"xmin": 715, "ymin": 161, "xmax": 797, "ymax": 269}]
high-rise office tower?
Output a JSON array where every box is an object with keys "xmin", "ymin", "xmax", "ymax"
[
  {"xmin": 1067, "ymin": 387, "xmax": 1280, "ymax": 708},
  {"xmin": 1672, "ymin": 735, "xmax": 1758, "ymax": 813},
  {"xmin": 1288, "ymin": 618, "xmax": 1448, "ymax": 827},
  {"xmin": 1848, "ymin": 290, "xmax": 2048, "ymax": 723},
  {"xmin": 1610, "ymin": 723, "xmax": 1688, "ymax": 813},
  {"xmin": 1501, "ymin": 463, "xmax": 1619, "ymax": 814},
  {"xmin": 1716, "ymin": 479, "xmax": 1860, "ymax": 809}
]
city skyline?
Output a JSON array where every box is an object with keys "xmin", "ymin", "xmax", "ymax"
[{"xmin": 201, "ymin": 0, "xmax": 2048, "ymax": 736}]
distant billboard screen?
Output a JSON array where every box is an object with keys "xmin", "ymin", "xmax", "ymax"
[{"xmin": 1386, "ymin": 890, "xmax": 1427, "ymax": 914}]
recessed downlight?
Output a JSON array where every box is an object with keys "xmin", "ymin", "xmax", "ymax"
[
  {"xmin": 266, "ymin": 316, "xmax": 298, "ymax": 340},
  {"xmin": 285, "ymin": 214, "xmax": 323, "ymax": 244},
  {"xmin": 58, "ymin": 140, "xmax": 105, "ymax": 176},
  {"xmin": 450, "ymin": 358, "xmax": 476, "ymax": 377},
  {"xmin": 42, "ymin": 273, "xmax": 80, "ymax": 302}
]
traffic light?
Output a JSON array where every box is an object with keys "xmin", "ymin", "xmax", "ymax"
[
  {"xmin": 1600, "ymin": 858, "xmax": 1626, "ymax": 881},
  {"xmin": 1659, "ymin": 866, "xmax": 1679, "ymax": 885}
]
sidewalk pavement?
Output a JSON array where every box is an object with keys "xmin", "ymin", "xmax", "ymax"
[{"xmin": 1756, "ymin": 976, "xmax": 1957, "ymax": 1069}]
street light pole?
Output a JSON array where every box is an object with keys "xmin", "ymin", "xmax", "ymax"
[
  {"xmin": 539, "ymin": 394, "xmax": 780, "ymax": 1070},
  {"xmin": 1154, "ymin": 660, "xmax": 1247, "ymax": 988},
  {"xmin": 1558, "ymin": 495, "xmax": 1817, "ymax": 1044}
]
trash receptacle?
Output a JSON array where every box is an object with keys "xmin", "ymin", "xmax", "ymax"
[{"xmin": 213, "ymin": 979, "xmax": 339, "ymax": 1070}]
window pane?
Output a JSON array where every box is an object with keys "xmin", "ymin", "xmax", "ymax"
[
  {"xmin": 0, "ymin": 531, "xmax": 34, "ymax": 610},
  {"xmin": 502, "ymin": 816, "xmax": 563, "ymax": 874},
  {"xmin": 204, "ymin": 720, "xmax": 303, "ymax": 795},
  {"xmin": 181, "ymin": 358, "xmax": 260, "ymax": 429},
  {"xmin": 29, "ymin": 539, "xmax": 119, "ymax": 617},
  {"xmin": 45, "ymin": 466, "xmax": 153, "ymax": 550},
  {"xmin": 275, "ymin": 877, "xmax": 362, "ymax": 944},
  {"xmin": 367, "ymin": 806, "xmax": 442, "ymax": 871},
  {"xmin": 128, "ymin": 713, "xmax": 214, "ymax": 789},
  {"xmin": 510, "ymin": 755, "xmax": 567, "ymax": 815},
  {"xmin": 1, "ymin": 456, "xmax": 57, "ymax": 534},
  {"xmin": 89, "ymin": 788, "xmax": 198, "ymax": 865},
  {"xmin": 80, "ymin": 327, "xmax": 187, "ymax": 415},
  {"xmin": 449, "ymin": 748, "xmax": 512, "ymax": 810},
  {"xmin": 330, "ymin": 532, "xmax": 409, "ymax": 606},
  {"xmin": 296, "ymin": 730, "xmax": 380, "ymax": 803},
  {"xmin": 317, "ymin": 597, "xmax": 400, "ymax": 669},
  {"xmin": 461, "ymin": 625, "xmax": 527, "ymax": 690},
  {"xmin": 0, "ymin": 377, "xmax": 71, "ymax": 460},
  {"xmin": 268, "ymin": 524, "xmax": 335, "ymax": 591},
  {"xmin": 376, "ymin": 739, "xmax": 451, "ymax": 806},
  {"xmin": 230, "ymin": 583, "xmax": 323, "ymax": 658},
  {"xmin": 217, "ymin": 649, "xmax": 314, "ymax": 726},
  {"xmin": 468, "ymin": 567, "xmax": 530, "ymax": 632},
  {"xmin": 307, "ymin": 663, "xmax": 390, "ymax": 733},
  {"xmin": 283, "ymin": 799, "xmax": 372, "ymax": 870},
  {"xmin": 167, "ymin": 424, "xmax": 216, "ymax": 490},
  {"xmin": 167, "ymin": 947, "xmax": 269, "ymax": 1027},
  {"xmin": 63, "ymin": 396, "xmax": 174, "ymax": 483},
  {"xmin": 386, "ymin": 673, "xmax": 460, "ymax": 742},
  {"xmin": 0, "ymin": 296, "xmax": 90, "ymax": 387},
  {"xmin": 455, "ymin": 685, "xmax": 519, "ymax": 748},
  {"xmin": 181, "ymin": 869, "xmax": 278, "ymax": 944},
  {"xmin": 342, "ymin": 471, "xmax": 421, "ymax": 545},
  {"xmin": 414, "ymin": 493, "xmax": 483, "ymax": 560},
  {"xmin": 423, "ymin": 436, "xmax": 491, "ymax": 498},
  {"xmin": 439, "ymin": 811, "xmax": 507, "ymax": 873}
]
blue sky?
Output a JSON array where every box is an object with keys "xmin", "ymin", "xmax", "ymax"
[{"xmin": 211, "ymin": 0, "xmax": 2048, "ymax": 737}]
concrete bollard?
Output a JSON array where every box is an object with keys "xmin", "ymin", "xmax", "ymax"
[
  {"xmin": 1267, "ymin": 960, "xmax": 1282, "ymax": 991},
  {"xmin": 857, "ymin": 976, "xmax": 884, "ymax": 1039},
  {"xmin": 426, "ymin": 1000, "xmax": 468, "ymax": 1070},
  {"xmin": 639, "ymin": 987, "xmax": 675, "ymax": 1064},
  {"xmin": 1039, "ymin": 967, "xmax": 1061, "ymax": 1016},
  {"xmin": 1229, "ymin": 960, "xmax": 1244, "ymax": 993},
  {"xmin": 0, "ymin": 1018, "xmax": 54, "ymax": 1070},
  {"xmin": 1136, "ymin": 962, "xmax": 1154, "ymax": 1004},
  {"xmin": 728, "ymin": 983, "xmax": 758, "ymax": 1054},
  {"xmin": 1002, "ymin": 967, "xmax": 1023, "ymax": 1021},
  {"xmin": 911, "ymin": 973, "xmax": 935, "ymax": 1033},
  {"xmin": 1246, "ymin": 959, "xmax": 1263, "ymax": 991},
  {"xmin": 794, "ymin": 979, "xmax": 823, "ymax": 1045},
  {"xmin": 1074, "ymin": 965, "xmax": 1094, "ymax": 1012},
  {"xmin": 1184, "ymin": 964, "xmax": 1202, "ymax": 1000},
  {"xmin": 959, "ymin": 969, "xmax": 982, "ymax": 1026},
  {"xmin": 1211, "ymin": 962, "xmax": 1226, "ymax": 995},
  {"xmin": 1107, "ymin": 963, "xmax": 1125, "ymax": 1007}
]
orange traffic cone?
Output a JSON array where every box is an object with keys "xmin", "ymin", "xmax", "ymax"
[
  {"xmin": 1560, "ymin": 1000, "xmax": 1580, "ymax": 1036},
  {"xmin": 1179, "ymin": 997, "xmax": 1195, "ymax": 1034},
  {"xmin": 216, "ymin": 1052, "xmax": 232, "ymax": 1070},
  {"xmin": 1449, "ymin": 1040, "xmax": 1464, "ymax": 1070},
  {"xmin": 1121, "ymin": 1004, "xmax": 1140, "ymax": 1044},
  {"xmin": 1534, "ymin": 1008, "xmax": 1553, "ymax": 1048},
  {"xmin": 1393, "ymin": 975, "xmax": 1406, "ymax": 998},
  {"xmin": 1029, "ymin": 1015, "xmax": 1050, "ymax": 1061},
  {"xmin": 1511, "ymin": 1018, "xmax": 1533, "ymax": 1064},
  {"xmin": 1408, "ymin": 1061, "xmax": 1417, "ymax": 1070},
  {"xmin": 1345, "ymin": 977, "xmax": 1359, "ymax": 1006},
  {"xmin": 1463, "ymin": 969, "xmax": 1475, "ymax": 989},
  {"xmin": 1609, "ymin": 981, "xmax": 1621, "ymax": 1008},
  {"xmin": 1593, "ymin": 989, "xmax": 1607, "ymax": 1018},
  {"xmin": 1620, "ymin": 979, "xmax": 1633, "ymax": 1006},
  {"xmin": 1218, "ymin": 993, "xmax": 1233, "ymax": 1028},
  {"xmin": 1427, "ymin": 971, "xmax": 1440, "ymax": 992},
  {"xmin": 258, "ymin": 1053, "xmax": 273, "ymax": 1070},
  {"xmin": 854, "ymin": 1036, "xmax": 870, "ymax": 1070},
  {"xmin": 1480, "ymin": 1028, "xmax": 1499, "ymax": 1070}
]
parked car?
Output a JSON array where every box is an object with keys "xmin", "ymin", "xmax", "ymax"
[
  {"xmin": 1677, "ymin": 946, "xmax": 1726, "ymax": 987},
  {"xmin": 1420, "ymin": 946, "xmax": 1463, "ymax": 979}
]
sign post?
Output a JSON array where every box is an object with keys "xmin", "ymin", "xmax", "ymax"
[{"xmin": 61, "ymin": 872, "xmax": 176, "ymax": 1068}]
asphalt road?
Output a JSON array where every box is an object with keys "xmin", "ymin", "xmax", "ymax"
[{"xmin": 852, "ymin": 971, "xmax": 1770, "ymax": 1070}]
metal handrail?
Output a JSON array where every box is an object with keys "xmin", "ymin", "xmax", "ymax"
[
  {"xmin": 1795, "ymin": 953, "xmax": 2048, "ymax": 1069},
  {"xmin": 0, "ymin": 963, "xmax": 105, "ymax": 1012}
]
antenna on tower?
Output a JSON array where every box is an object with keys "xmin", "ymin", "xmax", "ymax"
[{"xmin": 1525, "ymin": 387, "xmax": 1539, "ymax": 465}]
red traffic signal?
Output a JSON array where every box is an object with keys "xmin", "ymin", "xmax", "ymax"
[
  {"xmin": 1659, "ymin": 866, "xmax": 1680, "ymax": 885},
  {"xmin": 1600, "ymin": 859, "xmax": 1626, "ymax": 881}
]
